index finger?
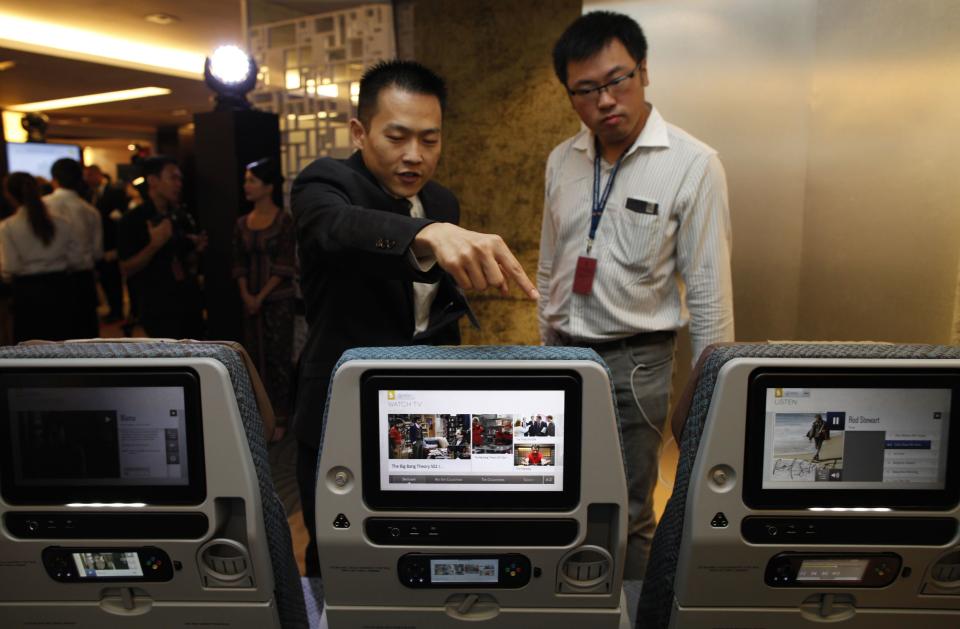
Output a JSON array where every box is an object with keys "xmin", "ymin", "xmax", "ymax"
[{"xmin": 494, "ymin": 244, "xmax": 539, "ymax": 300}]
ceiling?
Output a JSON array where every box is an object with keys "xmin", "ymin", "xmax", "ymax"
[
  {"xmin": 0, "ymin": 47, "xmax": 213, "ymax": 133},
  {"xmin": 0, "ymin": 1, "xmax": 381, "ymax": 139}
]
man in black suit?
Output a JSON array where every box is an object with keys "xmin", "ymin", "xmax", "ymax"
[
  {"xmin": 529, "ymin": 415, "xmax": 544, "ymax": 437},
  {"xmin": 291, "ymin": 60, "xmax": 538, "ymax": 576}
]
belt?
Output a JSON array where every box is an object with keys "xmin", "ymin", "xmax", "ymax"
[{"xmin": 553, "ymin": 329, "xmax": 676, "ymax": 354}]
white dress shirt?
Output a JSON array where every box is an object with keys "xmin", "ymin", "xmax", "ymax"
[
  {"xmin": 537, "ymin": 106, "xmax": 735, "ymax": 363},
  {"xmin": 407, "ymin": 194, "xmax": 440, "ymax": 335},
  {"xmin": 43, "ymin": 187, "xmax": 103, "ymax": 270},
  {"xmin": 0, "ymin": 207, "xmax": 81, "ymax": 280}
]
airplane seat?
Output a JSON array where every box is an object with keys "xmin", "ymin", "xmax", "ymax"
[
  {"xmin": 313, "ymin": 345, "xmax": 633, "ymax": 628},
  {"xmin": 638, "ymin": 342, "xmax": 960, "ymax": 629},
  {"xmin": 0, "ymin": 340, "xmax": 307, "ymax": 628}
]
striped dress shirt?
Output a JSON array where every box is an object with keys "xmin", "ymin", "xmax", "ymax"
[{"xmin": 537, "ymin": 106, "xmax": 734, "ymax": 363}]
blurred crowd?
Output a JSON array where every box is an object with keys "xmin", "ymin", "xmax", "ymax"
[{"xmin": 0, "ymin": 154, "xmax": 297, "ymax": 440}]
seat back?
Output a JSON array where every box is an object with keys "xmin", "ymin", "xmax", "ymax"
[
  {"xmin": 314, "ymin": 345, "xmax": 630, "ymax": 628},
  {"xmin": 639, "ymin": 343, "xmax": 960, "ymax": 629},
  {"xmin": 0, "ymin": 341, "xmax": 306, "ymax": 628}
]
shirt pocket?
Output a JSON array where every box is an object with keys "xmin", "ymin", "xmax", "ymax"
[{"xmin": 604, "ymin": 199, "xmax": 661, "ymax": 280}]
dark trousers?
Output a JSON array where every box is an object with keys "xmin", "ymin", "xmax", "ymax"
[
  {"xmin": 142, "ymin": 310, "xmax": 204, "ymax": 340},
  {"xmin": 70, "ymin": 270, "xmax": 100, "ymax": 339},
  {"xmin": 12, "ymin": 272, "xmax": 73, "ymax": 343},
  {"xmin": 140, "ymin": 283, "xmax": 204, "ymax": 340},
  {"xmin": 96, "ymin": 258, "xmax": 123, "ymax": 319},
  {"xmin": 295, "ymin": 441, "xmax": 321, "ymax": 576},
  {"xmin": 553, "ymin": 330, "xmax": 676, "ymax": 580}
]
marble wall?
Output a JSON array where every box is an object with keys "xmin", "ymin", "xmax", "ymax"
[{"xmin": 412, "ymin": 0, "xmax": 583, "ymax": 345}]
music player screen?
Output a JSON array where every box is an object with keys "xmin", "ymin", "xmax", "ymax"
[
  {"xmin": 761, "ymin": 387, "xmax": 950, "ymax": 490},
  {"xmin": 796, "ymin": 558, "xmax": 868, "ymax": 583},
  {"xmin": 378, "ymin": 389, "xmax": 565, "ymax": 492}
]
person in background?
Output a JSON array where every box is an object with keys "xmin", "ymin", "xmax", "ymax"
[
  {"xmin": 527, "ymin": 445, "xmax": 544, "ymax": 466},
  {"xmin": 389, "ymin": 421, "xmax": 403, "ymax": 458},
  {"xmin": 0, "ymin": 172, "xmax": 79, "ymax": 342},
  {"xmin": 0, "ymin": 190, "xmax": 16, "ymax": 344},
  {"xmin": 85, "ymin": 164, "xmax": 126, "ymax": 324},
  {"xmin": 118, "ymin": 156, "xmax": 207, "ymax": 339},
  {"xmin": 540, "ymin": 12, "xmax": 734, "ymax": 578},
  {"xmin": 34, "ymin": 177, "xmax": 54, "ymax": 196},
  {"xmin": 233, "ymin": 157, "xmax": 296, "ymax": 442},
  {"xmin": 472, "ymin": 416, "xmax": 484, "ymax": 445},
  {"xmin": 46, "ymin": 158, "xmax": 103, "ymax": 338}
]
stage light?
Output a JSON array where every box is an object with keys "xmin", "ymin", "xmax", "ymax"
[{"xmin": 204, "ymin": 45, "xmax": 258, "ymax": 111}]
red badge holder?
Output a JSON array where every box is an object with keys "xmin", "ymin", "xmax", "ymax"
[{"xmin": 573, "ymin": 256, "xmax": 597, "ymax": 295}]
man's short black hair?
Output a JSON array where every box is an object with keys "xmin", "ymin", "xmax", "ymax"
[
  {"xmin": 357, "ymin": 59, "xmax": 446, "ymax": 127},
  {"xmin": 141, "ymin": 155, "xmax": 178, "ymax": 181},
  {"xmin": 552, "ymin": 11, "xmax": 648, "ymax": 86},
  {"xmin": 50, "ymin": 158, "xmax": 84, "ymax": 192}
]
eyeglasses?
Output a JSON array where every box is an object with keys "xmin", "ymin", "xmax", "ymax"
[{"xmin": 567, "ymin": 64, "xmax": 641, "ymax": 102}]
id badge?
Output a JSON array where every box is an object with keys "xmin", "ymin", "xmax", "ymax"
[{"xmin": 573, "ymin": 256, "xmax": 597, "ymax": 295}]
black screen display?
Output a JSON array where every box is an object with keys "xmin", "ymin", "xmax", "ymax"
[{"xmin": 0, "ymin": 369, "xmax": 205, "ymax": 505}]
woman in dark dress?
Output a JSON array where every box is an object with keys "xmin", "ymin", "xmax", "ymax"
[{"xmin": 233, "ymin": 158, "xmax": 296, "ymax": 441}]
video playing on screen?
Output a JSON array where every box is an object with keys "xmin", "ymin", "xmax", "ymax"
[
  {"xmin": 761, "ymin": 387, "xmax": 950, "ymax": 489},
  {"xmin": 9, "ymin": 386, "xmax": 189, "ymax": 487},
  {"xmin": 379, "ymin": 390, "xmax": 564, "ymax": 492},
  {"xmin": 73, "ymin": 551, "xmax": 143, "ymax": 579}
]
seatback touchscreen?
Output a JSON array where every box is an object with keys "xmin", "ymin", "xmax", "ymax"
[
  {"xmin": 361, "ymin": 372, "xmax": 582, "ymax": 510},
  {"xmin": 0, "ymin": 369, "xmax": 205, "ymax": 505},
  {"xmin": 744, "ymin": 370, "xmax": 960, "ymax": 509}
]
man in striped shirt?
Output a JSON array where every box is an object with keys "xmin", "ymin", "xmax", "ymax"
[{"xmin": 539, "ymin": 11, "xmax": 735, "ymax": 579}]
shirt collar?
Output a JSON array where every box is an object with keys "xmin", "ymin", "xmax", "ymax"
[
  {"xmin": 573, "ymin": 104, "xmax": 670, "ymax": 162},
  {"xmin": 49, "ymin": 187, "xmax": 77, "ymax": 199}
]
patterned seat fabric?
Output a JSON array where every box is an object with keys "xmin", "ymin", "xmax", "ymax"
[
  {"xmin": 637, "ymin": 342, "xmax": 960, "ymax": 629},
  {"xmin": 0, "ymin": 342, "xmax": 308, "ymax": 629}
]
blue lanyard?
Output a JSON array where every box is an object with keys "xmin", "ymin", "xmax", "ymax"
[{"xmin": 589, "ymin": 147, "xmax": 625, "ymax": 254}]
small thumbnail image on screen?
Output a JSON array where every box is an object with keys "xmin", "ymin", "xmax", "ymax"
[
  {"xmin": 75, "ymin": 551, "xmax": 142, "ymax": 577},
  {"xmin": 432, "ymin": 559, "xmax": 497, "ymax": 582},
  {"xmin": 471, "ymin": 414, "xmax": 515, "ymax": 455},
  {"xmin": 515, "ymin": 414, "xmax": 559, "ymax": 439},
  {"xmin": 770, "ymin": 412, "xmax": 846, "ymax": 481},
  {"xmin": 388, "ymin": 414, "xmax": 472, "ymax": 460},
  {"xmin": 514, "ymin": 443, "xmax": 555, "ymax": 467},
  {"xmin": 17, "ymin": 410, "xmax": 120, "ymax": 480}
]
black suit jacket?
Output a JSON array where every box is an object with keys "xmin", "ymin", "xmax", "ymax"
[{"xmin": 291, "ymin": 151, "xmax": 472, "ymax": 447}]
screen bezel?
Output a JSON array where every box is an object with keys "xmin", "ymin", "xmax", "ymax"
[
  {"xmin": 743, "ymin": 368, "xmax": 960, "ymax": 509},
  {"xmin": 0, "ymin": 368, "xmax": 206, "ymax": 505},
  {"xmin": 360, "ymin": 370, "xmax": 583, "ymax": 511}
]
